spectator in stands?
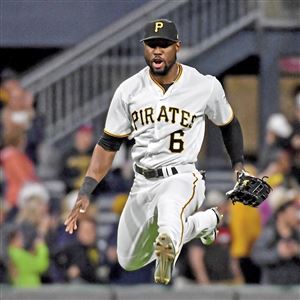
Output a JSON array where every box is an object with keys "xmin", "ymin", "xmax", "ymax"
[
  {"xmin": 13, "ymin": 182, "xmax": 53, "ymax": 284},
  {"xmin": 0, "ymin": 68, "xmax": 19, "ymax": 113},
  {"xmin": 16, "ymin": 183, "xmax": 51, "ymax": 248},
  {"xmin": 252, "ymin": 187, "xmax": 300, "ymax": 284},
  {"xmin": 258, "ymin": 113, "xmax": 292, "ymax": 171},
  {"xmin": 230, "ymin": 203, "xmax": 262, "ymax": 284},
  {"xmin": 46, "ymin": 190, "xmax": 98, "ymax": 282},
  {"xmin": 45, "ymin": 190, "xmax": 77, "ymax": 282},
  {"xmin": 48, "ymin": 190, "xmax": 78, "ymax": 251},
  {"xmin": 105, "ymin": 193, "xmax": 154, "ymax": 284},
  {"xmin": 7, "ymin": 224, "xmax": 49, "ymax": 287},
  {"xmin": 177, "ymin": 190, "xmax": 242, "ymax": 285},
  {"xmin": 260, "ymin": 148, "xmax": 299, "ymax": 190},
  {"xmin": 0, "ymin": 69, "xmax": 44, "ymax": 163},
  {"xmin": 1, "ymin": 128, "xmax": 38, "ymax": 220},
  {"xmin": 54, "ymin": 218, "xmax": 103, "ymax": 284},
  {"xmin": 1, "ymin": 81, "xmax": 35, "ymax": 136},
  {"xmin": 229, "ymin": 164, "xmax": 262, "ymax": 284},
  {"xmin": 258, "ymin": 148, "xmax": 299, "ymax": 225},
  {"xmin": 6, "ymin": 184, "xmax": 51, "ymax": 287},
  {"xmin": 60, "ymin": 124, "xmax": 95, "ymax": 193}
]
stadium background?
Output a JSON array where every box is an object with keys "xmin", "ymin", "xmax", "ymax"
[{"xmin": 1, "ymin": 1, "xmax": 300, "ymax": 299}]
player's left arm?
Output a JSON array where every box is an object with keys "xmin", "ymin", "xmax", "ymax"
[
  {"xmin": 205, "ymin": 76, "xmax": 244, "ymax": 172},
  {"xmin": 218, "ymin": 116, "xmax": 244, "ymax": 172},
  {"xmin": 206, "ymin": 79, "xmax": 271, "ymax": 207}
]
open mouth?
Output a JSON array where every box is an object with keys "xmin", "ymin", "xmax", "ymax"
[{"xmin": 152, "ymin": 57, "xmax": 164, "ymax": 69}]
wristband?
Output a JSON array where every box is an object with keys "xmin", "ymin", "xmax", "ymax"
[{"xmin": 78, "ymin": 176, "xmax": 99, "ymax": 196}]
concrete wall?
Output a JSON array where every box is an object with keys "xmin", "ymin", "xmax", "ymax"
[{"xmin": 3, "ymin": 284, "xmax": 300, "ymax": 300}]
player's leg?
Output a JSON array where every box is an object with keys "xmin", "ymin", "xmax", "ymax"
[
  {"xmin": 117, "ymin": 175, "xmax": 159, "ymax": 271},
  {"xmin": 154, "ymin": 171, "xmax": 220, "ymax": 284},
  {"xmin": 183, "ymin": 206, "xmax": 221, "ymax": 244},
  {"xmin": 155, "ymin": 172, "xmax": 203, "ymax": 253},
  {"xmin": 153, "ymin": 171, "xmax": 203, "ymax": 283},
  {"xmin": 117, "ymin": 213, "xmax": 158, "ymax": 271},
  {"xmin": 157, "ymin": 171, "xmax": 221, "ymax": 246}
]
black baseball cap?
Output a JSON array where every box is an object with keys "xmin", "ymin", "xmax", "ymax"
[{"xmin": 141, "ymin": 19, "xmax": 179, "ymax": 42}]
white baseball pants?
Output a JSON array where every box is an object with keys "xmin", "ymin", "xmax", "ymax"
[{"xmin": 117, "ymin": 169, "xmax": 217, "ymax": 271}]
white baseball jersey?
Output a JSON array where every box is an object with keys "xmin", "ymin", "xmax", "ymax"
[{"xmin": 104, "ymin": 63, "xmax": 233, "ymax": 169}]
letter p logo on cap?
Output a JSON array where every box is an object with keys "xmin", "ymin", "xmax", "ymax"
[{"xmin": 154, "ymin": 21, "xmax": 164, "ymax": 32}]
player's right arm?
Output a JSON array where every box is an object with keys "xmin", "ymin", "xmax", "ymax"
[
  {"xmin": 64, "ymin": 144, "xmax": 116, "ymax": 234},
  {"xmin": 65, "ymin": 82, "xmax": 131, "ymax": 234}
]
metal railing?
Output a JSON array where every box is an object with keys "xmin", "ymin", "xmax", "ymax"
[{"xmin": 21, "ymin": 0, "xmax": 260, "ymax": 144}]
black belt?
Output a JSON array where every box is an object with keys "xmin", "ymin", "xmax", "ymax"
[{"xmin": 135, "ymin": 165, "xmax": 178, "ymax": 179}]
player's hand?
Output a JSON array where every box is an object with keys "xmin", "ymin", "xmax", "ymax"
[{"xmin": 64, "ymin": 195, "xmax": 90, "ymax": 234}]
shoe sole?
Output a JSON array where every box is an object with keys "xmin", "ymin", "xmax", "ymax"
[{"xmin": 154, "ymin": 233, "xmax": 175, "ymax": 285}]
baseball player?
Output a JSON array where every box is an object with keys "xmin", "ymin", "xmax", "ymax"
[{"xmin": 65, "ymin": 19, "xmax": 245, "ymax": 285}]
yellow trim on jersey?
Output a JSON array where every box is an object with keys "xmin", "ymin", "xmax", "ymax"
[
  {"xmin": 174, "ymin": 63, "xmax": 183, "ymax": 82},
  {"xmin": 149, "ymin": 63, "xmax": 183, "ymax": 94},
  {"xmin": 176, "ymin": 172, "xmax": 199, "ymax": 257},
  {"xmin": 104, "ymin": 129, "xmax": 130, "ymax": 138},
  {"xmin": 149, "ymin": 73, "xmax": 165, "ymax": 93},
  {"xmin": 217, "ymin": 106, "xmax": 234, "ymax": 127}
]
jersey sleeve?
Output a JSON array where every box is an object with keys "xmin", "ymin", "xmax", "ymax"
[
  {"xmin": 104, "ymin": 85, "xmax": 132, "ymax": 137},
  {"xmin": 205, "ymin": 76, "xmax": 234, "ymax": 126}
]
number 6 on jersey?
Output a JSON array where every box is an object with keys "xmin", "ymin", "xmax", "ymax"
[{"xmin": 169, "ymin": 130, "xmax": 184, "ymax": 153}]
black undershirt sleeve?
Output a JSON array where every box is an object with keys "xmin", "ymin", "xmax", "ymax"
[
  {"xmin": 79, "ymin": 176, "xmax": 99, "ymax": 197},
  {"xmin": 98, "ymin": 132, "xmax": 125, "ymax": 151},
  {"xmin": 219, "ymin": 116, "xmax": 244, "ymax": 168}
]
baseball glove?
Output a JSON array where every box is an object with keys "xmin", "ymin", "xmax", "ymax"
[{"xmin": 226, "ymin": 171, "xmax": 272, "ymax": 207}]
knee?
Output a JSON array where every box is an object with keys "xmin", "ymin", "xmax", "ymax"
[
  {"xmin": 117, "ymin": 246, "xmax": 153, "ymax": 271},
  {"xmin": 118, "ymin": 254, "xmax": 139, "ymax": 271},
  {"xmin": 121, "ymin": 263, "xmax": 138, "ymax": 272}
]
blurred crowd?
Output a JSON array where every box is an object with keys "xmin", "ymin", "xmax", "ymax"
[{"xmin": 0, "ymin": 68, "xmax": 300, "ymax": 287}]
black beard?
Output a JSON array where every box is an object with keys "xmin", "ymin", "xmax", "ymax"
[{"xmin": 145, "ymin": 55, "xmax": 177, "ymax": 76}]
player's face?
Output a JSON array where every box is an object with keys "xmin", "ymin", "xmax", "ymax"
[{"xmin": 144, "ymin": 39, "xmax": 180, "ymax": 76}]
